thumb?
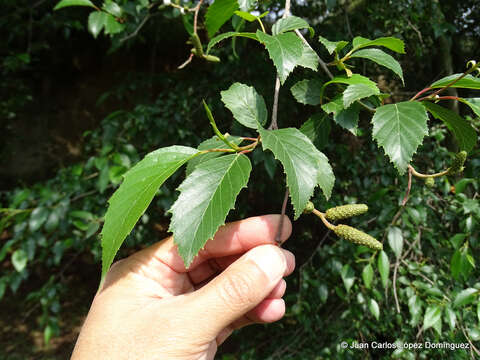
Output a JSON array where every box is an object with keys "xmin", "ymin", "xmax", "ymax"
[{"xmin": 186, "ymin": 245, "xmax": 292, "ymax": 336}]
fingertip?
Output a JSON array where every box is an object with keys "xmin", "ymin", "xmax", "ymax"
[{"xmin": 250, "ymin": 298, "xmax": 285, "ymax": 323}]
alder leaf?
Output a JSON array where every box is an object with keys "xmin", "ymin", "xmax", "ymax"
[
  {"xmin": 372, "ymin": 101, "xmax": 428, "ymax": 174},
  {"xmin": 258, "ymin": 127, "xmax": 334, "ymax": 218},
  {"xmin": 290, "ymin": 79, "xmax": 323, "ymax": 105},
  {"xmin": 221, "ymin": 82, "xmax": 267, "ymax": 129},
  {"xmin": 322, "ymin": 96, "xmax": 360, "ymax": 135},
  {"xmin": 297, "ymin": 44, "xmax": 319, "ymax": 71},
  {"xmin": 104, "ymin": 14, "xmax": 125, "ymax": 35},
  {"xmin": 352, "ymin": 36, "xmax": 405, "ymax": 54},
  {"xmin": 272, "ymin": 16, "xmax": 309, "ymax": 35},
  {"xmin": 423, "ymin": 101, "xmax": 477, "ymax": 153},
  {"xmin": 205, "ymin": 0, "xmax": 239, "ymax": 38},
  {"xmin": 461, "ymin": 98, "xmax": 480, "ymax": 118},
  {"xmin": 319, "ymin": 74, "xmax": 378, "ymax": 101},
  {"xmin": 101, "ymin": 146, "xmax": 198, "ymax": 281},
  {"xmin": 350, "ymin": 48, "xmax": 404, "ymax": 84},
  {"xmin": 299, "ymin": 113, "xmax": 331, "ymax": 150},
  {"xmin": 169, "ymin": 154, "xmax": 252, "ymax": 267},
  {"xmin": 54, "ymin": 0, "xmax": 96, "ymax": 10},
  {"xmin": 88, "ymin": 11, "xmax": 108, "ymax": 38},
  {"xmin": 318, "ymin": 36, "xmax": 348, "ymax": 54},
  {"xmin": 256, "ymin": 30, "xmax": 303, "ymax": 84},
  {"xmin": 342, "ymin": 83, "xmax": 380, "ymax": 108},
  {"xmin": 430, "ymin": 74, "xmax": 480, "ymax": 90},
  {"xmin": 186, "ymin": 135, "xmax": 244, "ymax": 176}
]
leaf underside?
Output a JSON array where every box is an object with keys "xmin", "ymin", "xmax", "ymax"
[
  {"xmin": 372, "ymin": 102, "xmax": 429, "ymax": 174},
  {"xmin": 169, "ymin": 154, "xmax": 252, "ymax": 268},
  {"xmin": 221, "ymin": 82, "xmax": 268, "ymax": 129},
  {"xmin": 256, "ymin": 31, "xmax": 303, "ymax": 84}
]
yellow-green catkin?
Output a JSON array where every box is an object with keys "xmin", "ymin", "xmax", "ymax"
[
  {"xmin": 448, "ymin": 151, "xmax": 467, "ymax": 175},
  {"xmin": 424, "ymin": 177, "xmax": 435, "ymax": 188},
  {"xmin": 303, "ymin": 201, "xmax": 315, "ymax": 214},
  {"xmin": 325, "ymin": 204, "xmax": 368, "ymax": 221},
  {"xmin": 334, "ymin": 225, "xmax": 383, "ymax": 251}
]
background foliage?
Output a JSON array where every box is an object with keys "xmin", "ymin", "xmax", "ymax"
[{"xmin": 0, "ymin": 0, "xmax": 479, "ymax": 359}]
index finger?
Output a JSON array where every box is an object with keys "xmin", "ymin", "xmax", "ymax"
[{"xmin": 141, "ymin": 214, "xmax": 292, "ymax": 272}]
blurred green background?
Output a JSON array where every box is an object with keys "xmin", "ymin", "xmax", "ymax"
[{"xmin": 1, "ymin": 0, "xmax": 479, "ymax": 359}]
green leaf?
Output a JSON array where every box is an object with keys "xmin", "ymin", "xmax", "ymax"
[
  {"xmin": 299, "ymin": 113, "xmax": 330, "ymax": 150},
  {"xmin": 444, "ymin": 306, "xmax": 456, "ymax": 330},
  {"xmin": 206, "ymin": 31, "xmax": 258, "ymax": 54},
  {"xmin": 12, "ymin": 249, "xmax": 28, "ymax": 272},
  {"xmin": 342, "ymin": 83, "xmax": 380, "ymax": 108},
  {"xmin": 461, "ymin": 98, "xmax": 480, "ymax": 117},
  {"xmin": 387, "ymin": 227, "xmax": 403, "ymax": 258},
  {"xmin": 88, "ymin": 11, "xmax": 108, "ymax": 38},
  {"xmin": 169, "ymin": 154, "xmax": 251, "ymax": 267},
  {"xmin": 340, "ymin": 264, "xmax": 355, "ymax": 293},
  {"xmin": 408, "ymin": 295, "xmax": 423, "ymax": 326},
  {"xmin": 378, "ymin": 250, "xmax": 390, "ymax": 288},
  {"xmin": 322, "ymin": 96, "xmax": 360, "ymax": 135},
  {"xmin": 272, "ymin": 16, "xmax": 309, "ymax": 35},
  {"xmin": 318, "ymin": 36, "xmax": 348, "ymax": 54},
  {"xmin": 423, "ymin": 101, "xmax": 477, "ymax": 153},
  {"xmin": 258, "ymin": 127, "xmax": 334, "ymax": 218},
  {"xmin": 104, "ymin": 14, "xmax": 125, "ymax": 35},
  {"xmin": 430, "ymin": 74, "xmax": 480, "ymax": 90},
  {"xmin": 453, "ymin": 288, "xmax": 479, "ymax": 308},
  {"xmin": 54, "ymin": 0, "xmax": 96, "ymax": 10},
  {"xmin": 103, "ymin": 0, "xmax": 122, "ymax": 17},
  {"xmin": 319, "ymin": 74, "xmax": 378, "ymax": 101},
  {"xmin": 297, "ymin": 44, "xmax": 319, "ymax": 71},
  {"xmin": 221, "ymin": 82, "xmax": 267, "ymax": 129},
  {"xmin": 186, "ymin": 135, "xmax": 244, "ymax": 176},
  {"xmin": 44, "ymin": 325, "xmax": 53, "ymax": 346},
  {"xmin": 350, "ymin": 48, "xmax": 404, "ymax": 84},
  {"xmin": 205, "ymin": 0, "xmax": 239, "ymax": 38},
  {"xmin": 101, "ymin": 146, "xmax": 198, "ymax": 281},
  {"xmin": 290, "ymin": 79, "xmax": 323, "ymax": 105},
  {"xmin": 352, "ymin": 36, "xmax": 405, "ymax": 54},
  {"xmin": 368, "ymin": 298, "xmax": 380, "ymax": 320},
  {"xmin": 234, "ymin": 10, "xmax": 257, "ymax": 22},
  {"xmin": 362, "ymin": 263, "xmax": 373, "ymax": 289},
  {"xmin": 29, "ymin": 207, "xmax": 49, "ymax": 232},
  {"xmin": 372, "ymin": 101, "xmax": 429, "ymax": 174},
  {"xmin": 423, "ymin": 305, "xmax": 442, "ymax": 331},
  {"xmin": 256, "ymin": 31, "xmax": 303, "ymax": 84}
]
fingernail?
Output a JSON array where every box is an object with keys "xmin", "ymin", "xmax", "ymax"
[{"xmin": 245, "ymin": 245, "xmax": 286, "ymax": 283}]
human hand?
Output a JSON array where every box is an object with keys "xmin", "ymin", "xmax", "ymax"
[{"xmin": 72, "ymin": 214, "xmax": 295, "ymax": 360}]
